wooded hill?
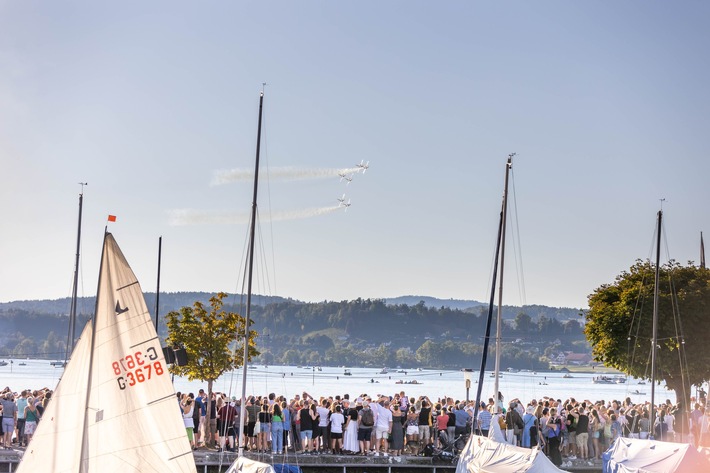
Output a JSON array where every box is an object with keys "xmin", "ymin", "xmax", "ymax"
[{"xmin": 0, "ymin": 293, "xmax": 587, "ymax": 370}]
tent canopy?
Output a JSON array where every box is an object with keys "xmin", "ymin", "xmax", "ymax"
[
  {"xmin": 455, "ymin": 435, "xmax": 568, "ymax": 473},
  {"xmin": 603, "ymin": 438, "xmax": 710, "ymax": 473}
]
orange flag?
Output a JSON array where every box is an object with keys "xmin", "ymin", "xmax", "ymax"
[{"xmin": 107, "ymin": 215, "xmax": 117, "ymax": 222}]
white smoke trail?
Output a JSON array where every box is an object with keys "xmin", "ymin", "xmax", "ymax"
[
  {"xmin": 169, "ymin": 206, "xmax": 344, "ymax": 226},
  {"xmin": 211, "ymin": 166, "xmax": 362, "ymax": 186}
]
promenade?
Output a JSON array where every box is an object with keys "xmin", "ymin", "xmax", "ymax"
[{"xmin": 0, "ymin": 446, "xmax": 603, "ymax": 473}]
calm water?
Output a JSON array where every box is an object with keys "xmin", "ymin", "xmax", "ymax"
[{"xmin": 0, "ymin": 359, "xmax": 679, "ymax": 405}]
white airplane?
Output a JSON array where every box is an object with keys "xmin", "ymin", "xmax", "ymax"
[
  {"xmin": 341, "ymin": 199, "xmax": 352, "ymax": 211},
  {"xmin": 337, "ymin": 194, "xmax": 347, "ymax": 206},
  {"xmin": 343, "ymin": 174, "xmax": 354, "ymax": 184},
  {"xmin": 356, "ymin": 160, "xmax": 370, "ymax": 172},
  {"xmin": 338, "ymin": 171, "xmax": 348, "ymax": 181}
]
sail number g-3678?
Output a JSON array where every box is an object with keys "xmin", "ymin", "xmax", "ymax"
[{"xmin": 113, "ymin": 346, "xmax": 165, "ymax": 390}]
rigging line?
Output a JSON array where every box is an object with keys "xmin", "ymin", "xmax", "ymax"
[
  {"xmin": 260, "ymin": 102, "xmax": 279, "ymax": 300},
  {"xmin": 661, "ymin": 219, "xmax": 691, "ymax": 407},
  {"xmin": 508, "ymin": 165, "xmax": 527, "ymax": 306},
  {"xmin": 627, "ymin": 271, "xmax": 650, "ymax": 376}
]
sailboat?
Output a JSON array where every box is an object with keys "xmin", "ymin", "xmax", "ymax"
[
  {"xmin": 602, "ymin": 211, "xmax": 710, "ymax": 473},
  {"xmin": 457, "ymin": 155, "xmax": 567, "ymax": 473},
  {"xmin": 18, "ymin": 233, "xmax": 196, "ymax": 473}
]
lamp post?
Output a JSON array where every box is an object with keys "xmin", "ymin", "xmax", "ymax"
[{"xmin": 463, "ymin": 368, "xmax": 473, "ymax": 403}]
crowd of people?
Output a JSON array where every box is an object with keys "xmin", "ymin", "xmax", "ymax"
[
  {"xmin": 0, "ymin": 388, "xmax": 51, "ymax": 450},
  {"xmin": 4, "ymin": 383, "xmax": 710, "ymax": 469},
  {"xmin": 174, "ymin": 387, "xmax": 710, "ymax": 468}
]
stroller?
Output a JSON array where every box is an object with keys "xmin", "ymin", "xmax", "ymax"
[{"xmin": 430, "ymin": 431, "xmax": 464, "ymax": 464}]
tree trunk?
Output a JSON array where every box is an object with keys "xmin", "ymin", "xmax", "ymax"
[{"xmin": 206, "ymin": 379, "xmax": 214, "ymax": 448}]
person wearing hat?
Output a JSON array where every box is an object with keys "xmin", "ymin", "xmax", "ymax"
[{"xmin": 522, "ymin": 405, "xmax": 537, "ymax": 448}]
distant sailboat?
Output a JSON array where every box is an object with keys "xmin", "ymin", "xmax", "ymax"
[{"xmin": 18, "ymin": 233, "xmax": 196, "ymax": 472}]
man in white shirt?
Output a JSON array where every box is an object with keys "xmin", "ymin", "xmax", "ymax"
[{"xmin": 373, "ymin": 398, "xmax": 393, "ymax": 456}]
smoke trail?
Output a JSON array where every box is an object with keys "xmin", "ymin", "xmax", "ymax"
[
  {"xmin": 169, "ymin": 206, "xmax": 344, "ymax": 226},
  {"xmin": 211, "ymin": 166, "xmax": 362, "ymax": 186}
]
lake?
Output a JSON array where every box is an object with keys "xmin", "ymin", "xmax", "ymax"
[{"xmin": 0, "ymin": 359, "xmax": 682, "ymax": 406}]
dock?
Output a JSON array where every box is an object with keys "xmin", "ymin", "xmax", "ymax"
[{"xmin": 0, "ymin": 447, "xmax": 602, "ymax": 472}]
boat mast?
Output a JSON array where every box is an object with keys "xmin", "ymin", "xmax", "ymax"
[
  {"xmin": 79, "ymin": 229, "xmax": 109, "ymax": 472},
  {"xmin": 238, "ymin": 89, "xmax": 264, "ymax": 456},
  {"xmin": 493, "ymin": 155, "xmax": 513, "ymax": 404},
  {"xmin": 154, "ymin": 236, "xmax": 162, "ymax": 332},
  {"xmin": 472, "ymin": 208, "xmax": 503, "ymax": 426},
  {"xmin": 650, "ymin": 209, "xmax": 662, "ymax": 437},
  {"xmin": 67, "ymin": 183, "xmax": 87, "ymax": 360}
]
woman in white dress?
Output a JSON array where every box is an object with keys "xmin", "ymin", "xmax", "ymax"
[
  {"xmin": 343, "ymin": 401, "xmax": 360, "ymax": 453},
  {"xmin": 488, "ymin": 407, "xmax": 507, "ymax": 443}
]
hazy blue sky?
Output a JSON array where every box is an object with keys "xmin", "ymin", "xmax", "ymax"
[{"xmin": 2, "ymin": 1, "xmax": 709, "ymax": 309}]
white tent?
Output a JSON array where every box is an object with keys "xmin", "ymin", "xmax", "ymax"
[
  {"xmin": 225, "ymin": 457, "xmax": 276, "ymax": 473},
  {"xmin": 456, "ymin": 435, "xmax": 569, "ymax": 473},
  {"xmin": 602, "ymin": 437, "xmax": 710, "ymax": 473}
]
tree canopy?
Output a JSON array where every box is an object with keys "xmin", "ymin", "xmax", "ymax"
[
  {"xmin": 585, "ymin": 260, "xmax": 710, "ymax": 403},
  {"xmin": 165, "ymin": 292, "xmax": 259, "ymax": 388}
]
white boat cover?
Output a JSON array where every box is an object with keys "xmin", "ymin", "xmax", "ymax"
[
  {"xmin": 456, "ymin": 435, "xmax": 568, "ymax": 473},
  {"xmin": 602, "ymin": 437, "xmax": 710, "ymax": 473},
  {"xmin": 225, "ymin": 457, "xmax": 276, "ymax": 473}
]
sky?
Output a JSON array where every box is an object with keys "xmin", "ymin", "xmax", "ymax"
[{"xmin": 2, "ymin": 1, "xmax": 709, "ymax": 309}]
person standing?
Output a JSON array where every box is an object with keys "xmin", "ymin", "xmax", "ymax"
[
  {"xmin": 1, "ymin": 393, "xmax": 17, "ymax": 450},
  {"xmin": 271, "ymin": 403, "xmax": 284, "ymax": 454},
  {"xmin": 545, "ymin": 408, "xmax": 563, "ymax": 467},
  {"xmin": 390, "ymin": 404, "xmax": 405, "ymax": 456},
  {"xmin": 329, "ymin": 404, "xmax": 345, "ymax": 454},
  {"xmin": 357, "ymin": 401, "xmax": 374, "ymax": 455},
  {"xmin": 15, "ymin": 391, "xmax": 28, "ymax": 447},
  {"xmin": 343, "ymin": 400, "xmax": 359, "ymax": 454},
  {"xmin": 22, "ymin": 397, "xmax": 40, "ymax": 446}
]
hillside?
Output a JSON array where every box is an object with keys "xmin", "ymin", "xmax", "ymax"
[{"xmin": 0, "ymin": 294, "xmax": 589, "ymax": 369}]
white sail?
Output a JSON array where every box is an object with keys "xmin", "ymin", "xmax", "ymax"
[{"xmin": 19, "ymin": 233, "xmax": 195, "ymax": 473}]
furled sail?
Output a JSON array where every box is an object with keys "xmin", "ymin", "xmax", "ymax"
[{"xmin": 19, "ymin": 233, "xmax": 195, "ymax": 473}]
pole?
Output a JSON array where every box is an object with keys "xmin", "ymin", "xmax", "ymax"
[
  {"xmin": 68, "ymin": 185, "xmax": 86, "ymax": 359},
  {"xmin": 154, "ymin": 236, "xmax": 162, "ymax": 332},
  {"xmin": 650, "ymin": 209, "xmax": 662, "ymax": 438},
  {"xmin": 493, "ymin": 154, "xmax": 513, "ymax": 408},
  {"xmin": 238, "ymin": 90, "xmax": 264, "ymax": 457}
]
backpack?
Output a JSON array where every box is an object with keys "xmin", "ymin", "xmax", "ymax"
[
  {"xmin": 361, "ymin": 408, "xmax": 374, "ymax": 427},
  {"xmin": 545, "ymin": 418, "xmax": 559, "ymax": 439},
  {"xmin": 422, "ymin": 444, "xmax": 435, "ymax": 457}
]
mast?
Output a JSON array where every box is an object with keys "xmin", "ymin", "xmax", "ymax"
[
  {"xmin": 67, "ymin": 183, "xmax": 87, "ymax": 359},
  {"xmin": 650, "ymin": 209, "xmax": 662, "ymax": 438},
  {"xmin": 79, "ymin": 229, "xmax": 109, "ymax": 472},
  {"xmin": 493, "ymin": 155, "xmax": 513, "ymax": 405},
  {"xmin": 238, "ymin": 89, "xmax": 264, "ymax": 456},
  {"xmin": 154, "ymin": 236, "xmax": 162, "ymax": 332},
  {"xmin": 701, "ymin": 232, "xmax": 705, "ymax": 270},
  {"xmin": 472, "ymin": 208, "xmax": 503, "ymax": 427}
]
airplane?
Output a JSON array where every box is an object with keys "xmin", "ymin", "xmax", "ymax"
[
  {"xmin": 343, "ymin": 174, "xmax": 354, "ymax": 184},
  {"xmin": 341, "ymin": 199, "xmax": 352, "ymax": 211},
  {"xmin": 337, "ymin": 194, "xmax": 347, "ymax": 205},
  {"xmin": 338, "ymin": 171, "xmax": 348, "ymax": 181},
  {"xmin": 356, "ymin": 160, "xmax": 370, "ymax": 172}
]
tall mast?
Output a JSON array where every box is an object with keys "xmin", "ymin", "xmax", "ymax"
[
  {"xmin": 67, "ymin": 183, "xmax": 87, "ymax": 359},
  {"xmin": 473, "ymin": 208, "xmax": 503, "ymax": 425},
  {"xmin": 238, "ymin": 89, "xmax": 264, "ymax": 456},
  {"xmin": 650, "ymin": 209, "xmax": 662, "ymax": 437},
  {"xmin": 79, "ymin": 229, "xmax": 108, "ymax": 472},
  {"xmin": 154, "ymin": 236, "xmax": 162, "ymax": 332},
  {"xmin": 493, "ymin": 155, "xmax": 513, "ymax": 404}
]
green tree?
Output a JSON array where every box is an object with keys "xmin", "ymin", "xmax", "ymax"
[
  {"xmin": 514, "ymin": 312, "xmax": 534, "ymax": 334},
  {"xmin": 165, "ymin": 292, "xmax": 259, "ymax": 428},
  {"xmin": 585, "ymin": 260, "xmax": 710, "ymax": 404}
]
